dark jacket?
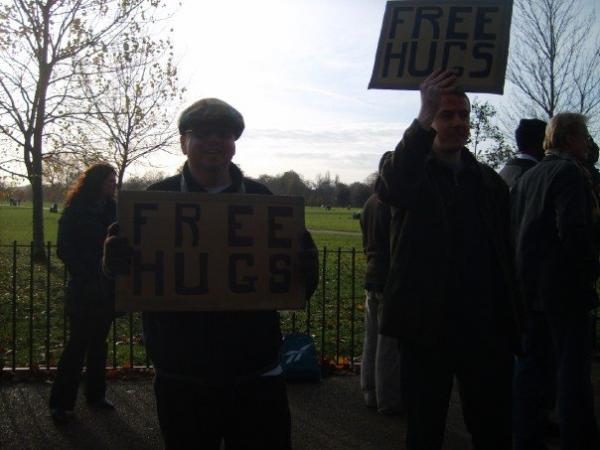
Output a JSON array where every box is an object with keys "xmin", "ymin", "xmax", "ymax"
[
  {"xmin": 511, "ymin": 152, "xmax": 600, "ymax": 312},
  {"xmin": 376, "ymin": 120, "xmax": 523, "ymax": 350},
  {"xmin": 499, "ymin": 156, "xmax": 537, "ymax": 190},
  {"xmin": 57, "ymin": 198, "xmax": 116, "ymax": 317},
  {"xmin": 360, "ymin": 193, "xmax": 390, "ymax": 292},
  {"xmin": 143, "ymin": 162, "xmax": 319, "ymax": 383}
]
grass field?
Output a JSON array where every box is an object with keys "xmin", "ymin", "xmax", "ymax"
[{"xmin": 0, "ymin": 203, "xmax": 362, "ymax": 249}]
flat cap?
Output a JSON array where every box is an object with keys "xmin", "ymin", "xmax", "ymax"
[{"xmin": 178, "ymin": 98, "xmax": 245, "ymax": 140}]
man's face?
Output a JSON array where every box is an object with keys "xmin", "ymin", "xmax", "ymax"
[
  {"xmin": 565, "ymin": 125, "xmax": 590, "ymax": 162},
  {"xmin": 431, "ymin": 94, "xmax": 470, "ymax": 154},
  {"xmin": 180, "ymin": 126, "xmax": 236, "ymax": 175}
]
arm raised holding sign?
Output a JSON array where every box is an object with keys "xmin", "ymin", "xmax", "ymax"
[{"xmin": 375, "ymin": 68, "xmax": 523, "ymax": 448}]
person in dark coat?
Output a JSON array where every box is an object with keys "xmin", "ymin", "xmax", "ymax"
[
  {"xmin": 359, "ymin": 191, "xmax": 403, "ymax": 414},
  {"xmin": 511, "ymin": 113, "xmax": 600, "ymax": 450},
  {"xmin": 376, "ymin": 70, "xmax": 523, "ymax": 450},
  {"xmin": 103, "ymin": 98, "xmax": 319, "ymax": 450},
  {"xmin": 49, "ymin": 163, "xmax": 117, "ymax": 423},
  {"xmin": 499, "ymin": 118, "xmax": 547, "ymax": 189}
]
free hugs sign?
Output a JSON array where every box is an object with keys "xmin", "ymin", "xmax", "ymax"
[
  {"xmin": 115, "ymin": 191, "xmax": 306, "ymax": 312},
  {"xmin": 369, "ymin": 0, "xmax": 513, "ymax": 94}
]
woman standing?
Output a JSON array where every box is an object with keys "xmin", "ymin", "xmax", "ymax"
[{"xmin": 49, "ymin": 163, "xmax": 118, "ymax": 423}]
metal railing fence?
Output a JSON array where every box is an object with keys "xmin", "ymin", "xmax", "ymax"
[
  {"xmin": 2, "ymin": 242, "xmax": 598, "ymax": 374},
  {"xmin": 0, "ymin": 243, "xmax": 366, "ymax": 372}
]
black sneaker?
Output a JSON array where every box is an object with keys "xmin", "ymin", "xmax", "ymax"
[{"xmin": 87, "ymin": 398, "xmax": 115, "ymax": 410}]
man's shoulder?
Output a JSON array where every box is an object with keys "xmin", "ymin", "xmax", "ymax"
[
  {"xmin": 147, "ymin": 174, "xmax": 181, "ymax": 192},
  {"xmin": 243, "ymin": 177, "xmax": 272, "ymax": 195},
  {"xmin": 477, "ymin": 162, "xmax": 509, "ymax": 193},
  {"xmin": 533, "ymin": 155, "xmax": 579, "ymax": 176}
]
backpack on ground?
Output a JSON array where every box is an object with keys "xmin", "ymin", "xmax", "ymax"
[{"xmin": 280, "ymin": 333, "xmax": 321, "ymax": 382}]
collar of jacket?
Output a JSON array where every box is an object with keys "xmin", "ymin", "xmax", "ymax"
[
  {"xmin": 424, "ymin": 145, "xmax": 496, "ymax": 189},
  {"xmin": 544, "ymin": 148, "xmax": 578, "ymax": 162},
  {"xmin": 180, "ymin": 162, "xmax": 246, "ymax": 193}
]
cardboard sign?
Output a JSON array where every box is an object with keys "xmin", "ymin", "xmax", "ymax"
[
  {"xmin": 369, "ymin": 0, "xmax": 513, "ymax": 94},
  {"xmin": 115, "ymin": 191, "xmax": 306, "ymax": 312}
]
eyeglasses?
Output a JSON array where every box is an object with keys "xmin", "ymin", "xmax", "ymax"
[{"xmin": 184, "ymin": 128, "xmax": 234, "ymax": 140}]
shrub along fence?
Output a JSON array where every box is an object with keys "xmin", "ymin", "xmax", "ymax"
[{"xmin": 0, "ymin": 243, "xmax": 367, "ymax": 373}]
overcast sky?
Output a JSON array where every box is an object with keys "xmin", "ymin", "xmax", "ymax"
[{"xmin": 146, "ymin": 0, "xmax": 598, "ymax": 184}]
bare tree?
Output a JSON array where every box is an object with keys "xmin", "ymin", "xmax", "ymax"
[
  {"xmin": 506, "ymin": 0, "xmax": 600, "ymax": 133},
  {"xmin": 470, "ymin": 99, "xmax": 514, "ymax": 169},
  {"xmin": 0, "ymin": 0, "xmax": 166, "ymax": 259},
  {"xmin": 63, "ymin": 29, "xmax": 183, "ymax": 189}
]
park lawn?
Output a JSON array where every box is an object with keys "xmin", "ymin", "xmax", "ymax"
[
  {"xmin": 310, "ymin": 231, "xmax": 361, "ymax": 251},
  {"xmin": 305, "ymin": 206, "xmax": 362, "ymax": 233},
  {"xmin": 0, "ymin": 204, "xmax": 60, "ymax": 245},
  {"xmin": 1, "ymin": 203, "xmax": 363, "ymax": 250}
]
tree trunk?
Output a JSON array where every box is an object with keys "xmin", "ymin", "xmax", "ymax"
[{"xmin": 31, "ymin": 157, "xmax": 46, "ymax": 262}]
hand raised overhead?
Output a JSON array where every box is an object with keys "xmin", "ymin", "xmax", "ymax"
[{"xmin": 417, "ymin": 69, "xmax": 459, "ymax": 129}]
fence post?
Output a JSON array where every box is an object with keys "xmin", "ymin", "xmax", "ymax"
[
  {"xmin": 129, "ymin": 312, "xmax": 134, "ymax": 369},
  {"xmin": 112, "ymin": 319, "xmax": 117, "ymax": 369},
  {"xmin": 63, "ymin": 265, "xmax": 68, "ymax": 348},
  {"xmin": 11, "ymin": 241, "xmax": 17, "ymax": 371},
  {"xmin": 46, "ymin": 241, "xmax": 51, "ymax": 370},
  {"xmin": 335, "ymin": 248, "xmax": 341, "ymax": 365},
  {"xmin": 351, "ymin": 247, "xmax": 356, "ymax": 370},
  {"xmin": 29, "ymin": 242, "xmax": 34, "ymax": 370},
  {"xmin": 320, "ymin": 247, "xmax": 327, "ymax": 365}
]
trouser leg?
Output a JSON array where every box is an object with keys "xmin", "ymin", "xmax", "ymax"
[
  {"xmin": 49, "ymin": 315, "xmax": 92, "ymax": 410},
  {"xmin": 458, "ymin": 338, "xmax": 514, "ymax": 450},
  {"xmin": 153, "ymin": 375, "xmax": 222, "ymax": 450},
  {"xmin": 224, "ymin": 376, "xmax": 292, "ymax": 450},
  {"xmin": 361, "ymin": 290, "xmax": 379, "ymax": 407},
  {"xmin": 403, "ymin": 343, "xmax": 454, "ymax": 450},
  {"xmin": 548, "ymin": 310, "xmax": 600, "ymax": 450},
  {"xmin": 374, "ymin": 292, "xmax": 403, "ymax": 413},
  {"xmin": 514, "ymin": 312, "xmax": 554, "ymax": 450},
  {"xmin": 84, "ymin": 316, "xmax": 113, "ymax": 403}
]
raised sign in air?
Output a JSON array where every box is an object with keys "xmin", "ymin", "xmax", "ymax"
[{"xmin": 369, "ymin": 0, "xmax": 513, "ymax": 94}]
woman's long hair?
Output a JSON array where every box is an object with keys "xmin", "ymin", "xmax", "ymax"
[{"xmin": 64, "ymin": 163, "xmax": 116, "ymax": 207}]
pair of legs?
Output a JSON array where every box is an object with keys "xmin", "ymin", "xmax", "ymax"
[
  {"xmin": 361, "ymin": 290, "xmax": 403, "ymax": 413},
  {"xmin": 154, "ymin": 374, "xmax": 291, "ymax": 450},
  {"xmin": 49, "ymin": 314, "xmax": 113, "ymax": 410},
  {"xmin": 514, "ymin": 310, "xmax": 599, "ymax": 450},
  {"xmin": 403, "ymin": 334, "xmax": 514, "ymax": 450}
]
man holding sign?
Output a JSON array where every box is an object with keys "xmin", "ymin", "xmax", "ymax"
[
  {"xmin": 376, "ymin": 70, "xmax": 522, "ymax": 449},
  {"xmin": 104, "ymin": 98, "xmax": 319, "ymax": 450}
]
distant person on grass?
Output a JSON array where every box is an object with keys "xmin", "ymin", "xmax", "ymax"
[
  {"xmin": 376, "ymin": 69, "xmax": 523, "ymax": 450},
  {"xmin": 102, "ymin": 98, "xmax": 319, "ymax": 450},
  {"xmin": 359, "ymin": 190, "xmax": 403, "ymax": 415},
  {"xmin": 49, "ymin": 163, "xmax": 118, "ymax": 423}
]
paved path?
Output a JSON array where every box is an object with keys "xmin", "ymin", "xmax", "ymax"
[
  {"xmin": 0, "ymin": 374, "xmax": 466, "ymax": 450},
  {"xmin": 1, "ymin": 367, "xmax": 599, "ymax": 449}
]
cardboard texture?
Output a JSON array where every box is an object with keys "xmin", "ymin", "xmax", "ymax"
[
  {"xmin": 369, "ymin": 0, "xmax": 513, "ymax": 94},
  {"xmin": 115, "ymin": 191, "xmax": 306, "ymax": 312}
]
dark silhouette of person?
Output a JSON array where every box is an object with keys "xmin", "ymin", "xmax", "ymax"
[{"xmin": 49, "ymin": 163, "xmax": 118, "ymax": 423}]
